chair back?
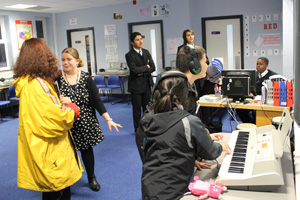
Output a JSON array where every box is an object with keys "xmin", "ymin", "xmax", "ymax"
[
  {"xmin": 94, "ymin": 75, "xmax": 107, "ymax": 88},
  {"xmin": 8, "ymin": 85, "xmax": 17, "ymax": 100},
  {"xmin": 107, "ymin": 75, "xmax": 121, "ymax": 87}
]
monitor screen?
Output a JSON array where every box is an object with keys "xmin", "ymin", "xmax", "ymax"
[{"xmin": 221, "ymin": 69, "xmax": 256, "ymax": 95}]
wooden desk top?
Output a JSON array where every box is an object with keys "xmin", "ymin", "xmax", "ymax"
[
  {"xmin": 0, "ymin": 85, "xmax": 9, "ymax": 90},
  {"xmin": 200, "ymin": 96, "xmax": 291, "ymax": 112},
  {"xmin": 0, "ymin": 85, "xmax": 9, "ymax": 89}
]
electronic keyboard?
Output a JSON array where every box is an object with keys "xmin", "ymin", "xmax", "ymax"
[
  {"xmin": 216, "ymin": 108, "xmax": 292, "ymax": 191},
  {"xmin": 215, "ymin": 127, "xmax": 284, "ymax": 191}
]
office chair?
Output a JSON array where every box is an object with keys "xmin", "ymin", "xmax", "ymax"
[
  {"xmin": 8, "ymin": 85, "xmax": 19, "ymax": 118},
  {"xmin": 93, "ymin": 75, "xmax": 111, "ymax": 99},
  {"xmin": 8, "ymin": 85, "xmax": 20, "ymax": 101},
  {"xmin": 106, "ymin": 75, "xmax": 121, "ymax": 104},
  {"xmin": 94, "ymin": 75, "xmax": 106, "ymax": 88}
]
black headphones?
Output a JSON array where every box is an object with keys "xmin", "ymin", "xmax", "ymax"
[
  {"xmin": 189, "ymin": 47, "xmax": 202, "ymax": 74},
  {"xmin": 151, "ymin": 70, "xmax": 189, "ymax": 102}
]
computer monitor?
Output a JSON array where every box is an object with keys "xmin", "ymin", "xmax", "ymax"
[{"xmin": 221, "ymin": 69, "xmax": 256, "ymax": 101}]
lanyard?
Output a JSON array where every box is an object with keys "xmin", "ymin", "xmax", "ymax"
[{"xmin": 64, "ymin": 70, "xmax": 79, "ymax": 99}]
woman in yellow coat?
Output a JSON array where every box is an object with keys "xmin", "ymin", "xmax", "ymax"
[{"xmin": 13, "ymin": 38, "xmax": 83, "ymax": 200}]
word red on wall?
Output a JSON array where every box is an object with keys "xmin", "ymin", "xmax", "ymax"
[{"xmin": 264, "ymin": 23, "xmax": 278, "ymax": 30}]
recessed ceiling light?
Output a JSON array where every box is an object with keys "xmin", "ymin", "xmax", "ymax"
[{"xmin": 6, "ymin": 4, "xmax": 37, "ymax": 9}]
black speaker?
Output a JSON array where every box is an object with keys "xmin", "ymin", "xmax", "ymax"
[
  {"xmin": 152, "ymin": 70, "xmax": 188, "ymax": 102},
  {"xmin": 189, "ymin": 47, "xmax": 202, "ymax": 74}
]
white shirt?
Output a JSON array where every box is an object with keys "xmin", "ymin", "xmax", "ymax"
[
  {"xmin": 134, "ymin": 47, "xmax": 142, "ymax": 56},
  {"xmin": 259, "ymin": 69, "xmax": 269, "ymax": 78},
  {"xmin": 187, "ymin": 44, "xmax": 194, "ymax": 49}
]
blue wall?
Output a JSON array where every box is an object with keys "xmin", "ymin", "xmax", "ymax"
[
  {"xmin": 55, "ymin": 0, "xmax": 283, "ymax": 75},
  {"xmin": 0, "ymin": 0, "xmax": 286, "ymax": 78},
  {"xmin": 55, "ymin": 0, "xmax": 190, "ymax": 70}
]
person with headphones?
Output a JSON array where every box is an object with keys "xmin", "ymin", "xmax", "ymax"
[
  {"xmin": 176, "ymin": 45, "xmax": 221, "ymax": 171},
  {"xmin": 176, "ymin": 45, "xmax": 206, "ymax": 113},
  {"xmin": 140, "ymin": 70, "xmax": 232, "ymax": 200},
  {"xmin": 176, "ymin": 29, "xmax": 212, "ymax": 99}
]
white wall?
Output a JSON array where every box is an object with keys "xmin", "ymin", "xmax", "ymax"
[{"xmin": 283, "ymin": 0, "xmax": 294, "ymax": 79}]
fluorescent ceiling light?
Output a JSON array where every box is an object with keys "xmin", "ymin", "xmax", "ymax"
[{"xmin": 6, "ymin": 4, "xmax": 37, "ymax": 9}]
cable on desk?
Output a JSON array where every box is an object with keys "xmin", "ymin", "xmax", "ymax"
[{"xmin": 225, "ymin": 97, "xmax": 240, "ymax": 124}]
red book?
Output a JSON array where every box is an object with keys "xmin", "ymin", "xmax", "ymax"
[
  {"xmin": 273, "ymin": 81, "xmax": 280, "ymax": 106},
  {"xmin": 286, "ymin": 81, "xmax": 293, "ymax": 107}
]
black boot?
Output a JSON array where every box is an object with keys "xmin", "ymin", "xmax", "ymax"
[{"xmin": 88, "ymin": 175, "xmax": 101, "ymax": 191}]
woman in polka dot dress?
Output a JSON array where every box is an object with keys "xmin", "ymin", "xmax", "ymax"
[{"xmin": 56, "ymin": 47, "xmax": 122, "ymax": 192}]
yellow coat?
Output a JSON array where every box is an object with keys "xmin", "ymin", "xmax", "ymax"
[{"xmin": 13, "ymin": 75, "xmax": 83, "ymax": 192}]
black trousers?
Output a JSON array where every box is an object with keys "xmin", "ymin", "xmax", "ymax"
[
  {"xmin": 80, "ymin": 147, "xmax": 95, "ymax": 178},
  {"xmin": 236, "ymin": 109, "xmax": 256, "ymax": 124},
  {"xmin": 131, "ymin": 87, "xmax": 151, "ymax": 131},
  {"xmin": 42, "ymin": 187, "xmax": 70, "ymax": 200}
]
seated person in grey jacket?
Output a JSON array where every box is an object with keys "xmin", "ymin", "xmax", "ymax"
[{"xmin": 141, "ymin": 71, "xmax": 232, "ymax": 200}]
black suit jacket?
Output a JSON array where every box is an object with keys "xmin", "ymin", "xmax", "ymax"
[
  {"xmin": 177, "ymin": 44, "xmax": 185, "ymax": 55},
  {"xmin": 255, "ymin": 69, "xmax": 277, "ymax": 95},
  {"xmin": 125, "ymin": 48, "xmax": 156, "ymax": 93}
]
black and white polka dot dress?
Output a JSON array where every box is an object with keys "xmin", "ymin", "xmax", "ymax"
[{"xmin": 59, "ymin": 71, "xmax": 104, "ymax": 151}]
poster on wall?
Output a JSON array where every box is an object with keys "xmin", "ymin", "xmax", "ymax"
[
  {"xmin": 113, "ymin": 12, "xmax": 123, "ymax": 20},
  {"xmin": 104, "ymin": 24, "xmax": 118, "ymax": 66},
  {"xmin": 167, "ymin": 38, "xmax": 182, "ymax": 54},
  {"xmin": 15, "ymin": 20, "xmax": 33, "ymax": 50},
  {"xmin": 263, "ymin": 33, "xmax": 281, "ymax": 46},
  {"xmin": 140, "ymin": 8, "xmax": 149, "ymax": 16},
  {"xmin": 161, "ymin": 4, "xmax": 169, "ymax": 16},
  {"xmin": 152, "ymin": 5, "xmax": 159, "ymax": 17}
]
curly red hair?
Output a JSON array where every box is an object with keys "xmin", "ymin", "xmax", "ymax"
[{"xmin": 13, "ymin": 38, "xmax": 59, "ymax": 83}]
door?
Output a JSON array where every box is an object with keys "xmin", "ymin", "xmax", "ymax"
[
  {"xmin": 202, "ymin": 15, "xmax": 244, "ymax": 70},
  {"xmin": 67, "ymin": 28, "xmax": 97, "ymax": 75},
  {"xmin": 128, "ymin": 21, "xmax": 165, "ymax": 74}
]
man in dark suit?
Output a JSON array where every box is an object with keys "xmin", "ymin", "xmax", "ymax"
[
  {"xmin": 237, "ymin": 57, "xmax": 277, "ymax": 123},
  {"xmin": 255, "ymin": 57, "xmax": 277, "ymax": 95},
  {"xmin": 125, "ymin": 32, "xmax": 156, "ymax": 132}
]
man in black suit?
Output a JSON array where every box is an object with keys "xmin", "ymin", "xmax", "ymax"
[
  {"xmin": 125, "ymin": 32, "xmax": 156, "ymax": 132},
  {"xmin": 255, "ymin": 57, "xmax": 277, "ymax": 95},
  {"xmin": 237, "ymin": 57, "xmax": 277, "ymax": 123}
]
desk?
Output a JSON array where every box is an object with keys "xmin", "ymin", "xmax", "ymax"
[
  {"xmin": 200, "ymin": 97, "xmax": 291, "ymax": 127},
  {"xmin": 181, "ymin": 133, "xmax": 296, "ymax": 200}
]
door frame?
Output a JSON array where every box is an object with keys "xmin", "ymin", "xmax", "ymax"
[
  {"xmin": 66, "ymin": 27, "xmax": 97, "ymax": 74},
  {"xmin": 128, "ymin": 20, "xmax": 165, "ymax": 69},
  {"xmin": 202, "ymin": 15, "xmax": 244, "ymax": 69}
]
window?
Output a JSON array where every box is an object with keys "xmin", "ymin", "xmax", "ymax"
[
  {"xmin": 35, "ymin": 18, "xmax": 47, "ymax": 42},
  {"xmin": 0, "ymin": 17, "xmax": 9, "ymax": 70}
]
